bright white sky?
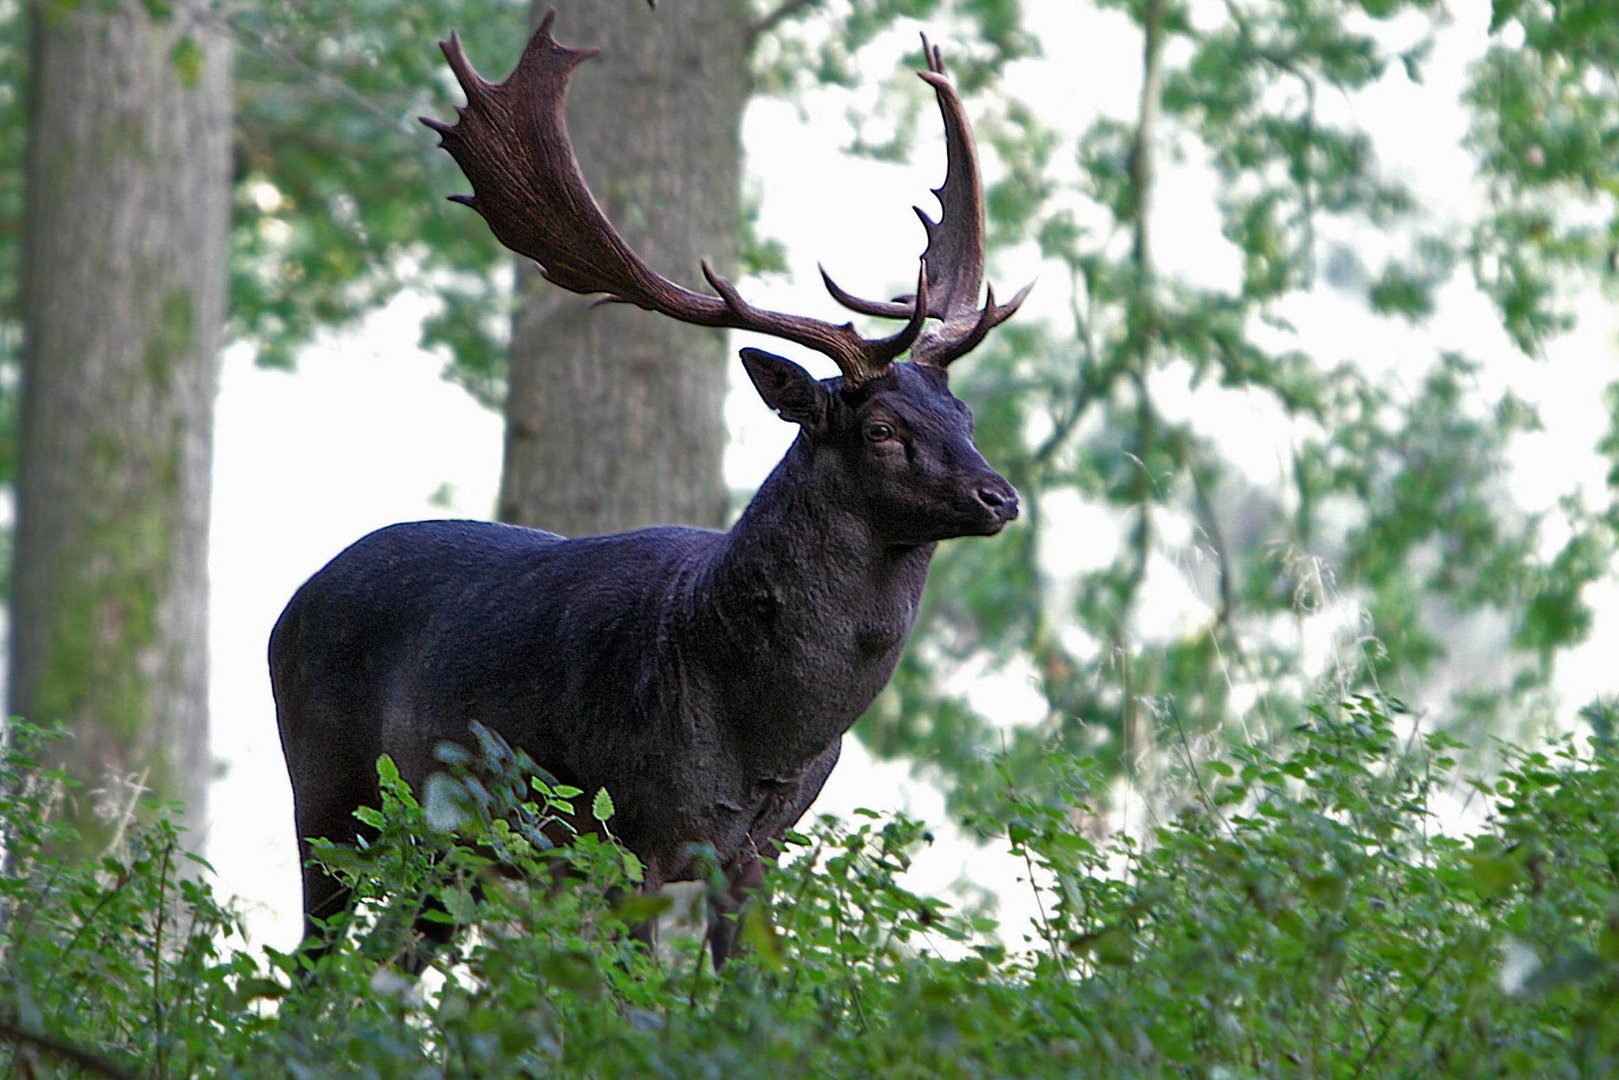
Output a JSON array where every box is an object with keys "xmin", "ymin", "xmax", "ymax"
[{"xmin": 205, "ymin": 1, "xmax": 1618, "ymax": 952}]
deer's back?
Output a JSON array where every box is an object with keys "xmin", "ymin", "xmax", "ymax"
[{"xmin": 270, "ymin": 519, "xmax": 725, "ymax": 832}]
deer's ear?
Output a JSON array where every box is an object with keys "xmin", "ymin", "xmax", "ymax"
[{"xmin": 740, "ymin": 348, "xmax": 829, "ymax": 432}]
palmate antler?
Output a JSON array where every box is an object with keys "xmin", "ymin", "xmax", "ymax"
[
  {"xmin": 423, "ymin": 11, "xmax": 1026, "ymax": 387},
  {"xmin": 821, "ymin": 36, "xmax": 1033, "ymax": 369}
]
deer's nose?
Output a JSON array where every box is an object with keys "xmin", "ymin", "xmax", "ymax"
[{"xmin": 976, "ymin": 482, "xmax": 1020, "ymax": 521}]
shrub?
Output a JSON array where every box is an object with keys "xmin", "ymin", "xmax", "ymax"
[{"xmin": 2, "ymin": 699, "xmax": 1617, "ymax": 1076}]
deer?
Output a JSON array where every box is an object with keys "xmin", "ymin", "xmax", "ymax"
[{"xmin": 270, "ymin": 10, "xmax": 1029, "ymax": 970}]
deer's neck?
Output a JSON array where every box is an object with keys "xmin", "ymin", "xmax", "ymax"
[{"xmin": 690, "ymin": 436, "xmax": 934, "ymax": 774}]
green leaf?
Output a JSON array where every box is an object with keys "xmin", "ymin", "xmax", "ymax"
[
  {"xmin": 423, "ymin": 774, "xmax": 468, "ymax": 833},
  {"xmin": 1467, "ymin": 851, "xmax": 1518, "ymax": 898},
  {"xmin": 1092, "ymin": 925, "xmax": 1135, "ymax": 967},
  {"xmin": 536, "ymin": 950, "xmax": 605, "ymax": 997},
  {"xmin": 612, "ymin": 893, "xmax": 673, "ymax": 926},
  {"xmin": 1597, "ymin": 912, "xmax": 1619, "ymax": 962},
  {"xmin": 739, "ymin": 904, "xmax": 784, "ymax": 971},
  {"xmin": 442, "ymin": 884, "xmax": 478, "ymax": 924},
  {"xmin": 376, "ymin": 755, "xmax": 400, "ymax": 785},
  {"xmin": 1489, "ymin": 0, "xmax": 1525, "ymax": 34},
  {"xmin": 592, "ymin": 787, "xmax": 615, "ymax": 824},
  {"xmin": 169, "ymin": 35, "xmax": 204, "ymax": 88},
  {"xmin": 352, "ymin": 806, "xmax": 383, "ymax": 830}
]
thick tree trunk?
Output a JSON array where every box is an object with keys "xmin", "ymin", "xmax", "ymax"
[
  {"xmin": 499, "ymin": 0, "xmax": 748, "ymax": 535},
  {"xmin": 11, "ymin": 0, "xmax": 231, "ymax": 849}
]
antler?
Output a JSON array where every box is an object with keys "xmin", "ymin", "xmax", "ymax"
[
  {"xmin": 424, "ymin": 13, "xmax": 1024, "ymax": 385},
  {"xmin": 820, "ymin": 35, "xmax": 1032, "ymax": 369}
]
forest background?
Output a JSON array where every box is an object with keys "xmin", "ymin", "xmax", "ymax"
[{"xmin": 1, "ymin": 0, "xmax": 1617, "ymax": 956}]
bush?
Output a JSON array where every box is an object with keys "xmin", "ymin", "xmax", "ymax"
[{"xmin": 3, "ymin": 699, "xmax": 1618, "ymax": 1077}]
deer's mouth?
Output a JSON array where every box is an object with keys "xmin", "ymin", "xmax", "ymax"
[
  {"xmin": 973, "ymin": 514, "xmax": 1013, "ymax": 537},
  {"xmin": 939, "ymin": 501, "xmax": 1018, "ymax": 539}
]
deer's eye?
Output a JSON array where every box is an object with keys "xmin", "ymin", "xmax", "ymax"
[{"xmin": 864, "ymin": 422, "xmax": 895, "ymax": 444}]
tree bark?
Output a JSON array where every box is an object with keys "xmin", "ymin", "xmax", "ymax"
[
  {"xmin": 11, "ymin": 0, "xmax": 231, "ymax": 849},
  {"xmin": 499, "ymin": 0, "xmax": 748, "ymax": 535}
]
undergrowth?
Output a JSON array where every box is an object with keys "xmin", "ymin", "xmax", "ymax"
[{"xmin": 3, "ymin": 697, "xmax": 1618, "ymax": 1077}]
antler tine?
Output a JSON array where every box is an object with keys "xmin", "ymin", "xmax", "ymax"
[
  {"xmin": 822, "ymin": 33, "xmax": 1033, "ymax": 371},
  {"xmin": 819, "ymin": 264, "xmax": 917, "ymax": 318},
  {"xmin": 927, "ymin": 279, "xmax": 1035, "ymax": 366},
  {"xmin": 706, "ymin": 260, "xmax": 930, "ymax": 384},
  {"xmin": 423, "ymin": 12, "xmax": 928, "ymax": 387}
]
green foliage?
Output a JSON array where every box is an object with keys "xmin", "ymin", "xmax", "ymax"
[
  {"xmin": 227, "ymin": 0, "xmax": 528, "ymax": 396},
  {"xmin": 1468, "ymin": 0, "xmax": 1619, "ymax": 353},
  {"xmin": 0, "ymin": 723, "xmax": 249, "ymax": 1078},
  {"xmin": 852, "ymin": 0, "xmax": 1619, "ymax": 814},
  {"xmin": 0, "ymin": 0, "xmax": 1039, "ymax": 406},
  {"xmin": 7, "ymin": 701, "xmax": 1619, "ymax": 1075},
  {"xmin": 752, "ymin": 0, "xmax": 1035, "ymax": 99},
  {"xmin": 1004, "ymin": 696, "xmax": 1619, "ymax": 1075}
]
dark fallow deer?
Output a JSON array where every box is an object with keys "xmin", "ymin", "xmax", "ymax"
[{"xmin": 271, "ymin": 11, "xmax": 1028, "ymax": 969}]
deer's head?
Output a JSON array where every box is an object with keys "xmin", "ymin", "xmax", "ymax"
[{"xmin": 741, "ymin": 351, "xmax": 1016, "ymax": 543}]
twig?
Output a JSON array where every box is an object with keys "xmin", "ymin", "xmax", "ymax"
[
  {"xmin": 687, "ymin": 920, "xmax": 710, "ymax": 1009},
  {"xmin": 996, "ymin": 733, "xmax": 1072, "ymax": 979},
  {"xmin": 151, "ymin": 839, "xmax": 174, "ymax": 1079},
  {"xmin": 1351, "ymin": 938, "xmax": 1460, "ymax": 1077},
  {"xmin": 1119, "ymin": 375, "xmax": 1157, "ymax": 760},
  {"xmin": 1020, "ymin": 840, "xmax": 1071, "ymax": 979},
  {"xmin": 1165, "ymin": 702, "xmax": 1231, "ymax": 836},
  {"xmin": 779, "ymin": 839, "xmax": 825, "ymax": 1002},
  {"xmin": 1180, "ymin": 441, "xmax": 1237, "ymax": 639}
]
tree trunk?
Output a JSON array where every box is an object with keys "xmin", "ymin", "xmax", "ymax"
[
  {"xmin": 499, "ymin": 0, "xmax": 748, "ymax": 535},
  {"xmin": 11, "ymin": 0, "xmax": 231, "ymax": 850}
]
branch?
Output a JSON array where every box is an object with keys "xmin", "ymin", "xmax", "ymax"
[
  {"xmin": 747, "ymin": 0, "xmax": 823, "ymax": 49},
  {"xmin": 1179, "ymin": 436, "xmax": 1237, "ymax": 639},
  {"xmin": 211, "ymin": 8, "xmax": 417, "ymax": 131},
  {"xmin": 1119, "ymin": 371, "xmax": 1157, "ymax": 759},
  {"xmin": 1128, "ymin": 0, "xmax": 1167, "ymax": 277},
  {"xmin": 1031, "ymin": 263, "xmax": 1105, "ymax": 471},
  {"xmin": 1223, "ymin": 0, "xmax": 1322, "ymax": 283},
  {"xmin": 1117, "ymin": 0, "xmax": 1167, "ymax": 759},
  {"xmin": 0, "ymin": 1018, "xmax": 136, "ymax": 1080}
]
